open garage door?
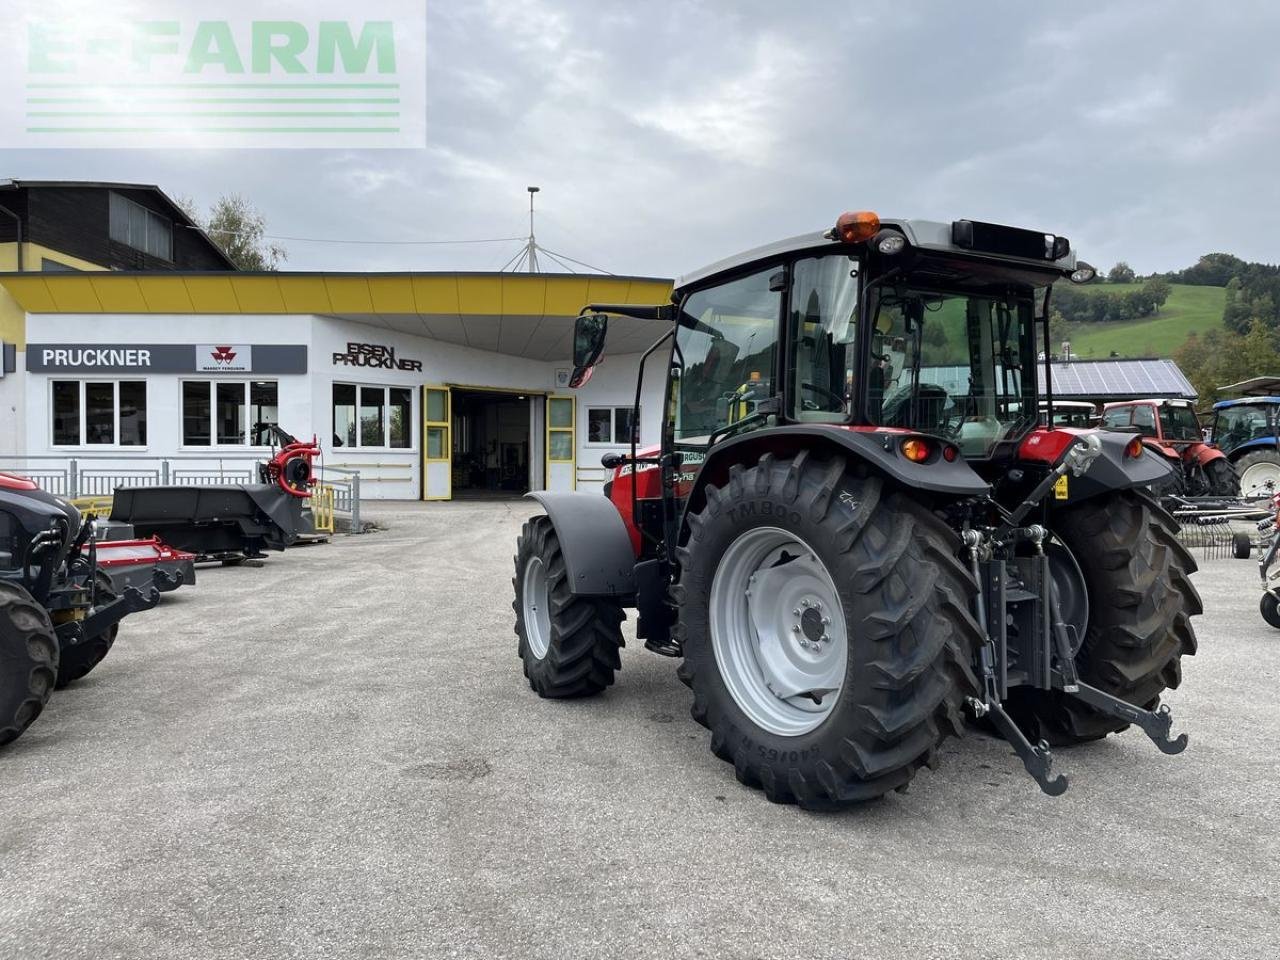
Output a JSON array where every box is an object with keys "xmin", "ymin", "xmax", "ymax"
[
  {"xmin": 546, "ymin": 395, "xmax": 576, "ymax": 492},
  {"xmin": 423, "ymin": 385, "xmax": 452, "ymax": 500}
]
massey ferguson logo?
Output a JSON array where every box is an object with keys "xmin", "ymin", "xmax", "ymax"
[{"xmin": 196, "ymin": 343, "xmax": 252, "ymax": 372}]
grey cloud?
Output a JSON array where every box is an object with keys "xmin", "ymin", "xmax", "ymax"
[{"xmin": 4, "ymin": 0, "xmax": 1279, "ymax": 276}]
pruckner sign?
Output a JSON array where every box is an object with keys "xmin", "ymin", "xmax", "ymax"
[
  {"xmin": 2, "ymin": 0, "xmax": 427, "ymax": 149},
  {"xmin": 28, "ymin": 343, "xmax": 308, "ymax": 374}
]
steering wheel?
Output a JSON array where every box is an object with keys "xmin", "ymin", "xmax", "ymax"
[{"xmin": 800, "ymin": 382, "xmax": 847, "ymax": 413}]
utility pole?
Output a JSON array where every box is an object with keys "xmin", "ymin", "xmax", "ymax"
[{"xmin": 524, "ymin": 186, "xmax": 541, "ymax": 273}]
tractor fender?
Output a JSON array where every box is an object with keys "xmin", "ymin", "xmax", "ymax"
[
  {"xmin": 525, "ymin": 491, "xmax": 637, "ymax": 597},
  {"xmin": 682, "ymin": 425, "xmax": 990, "ymax": 520},
  {"xmin": 1184, "ymin": 443, "xmax": 1228, "ymax": 468},
  {"xmin": 1065, "ymin": 430, "xmax": 1176, "ymax": 502},
  {"xmin": 1228, "ymin": 436, "xmax": 1280, "ymax": 461}
]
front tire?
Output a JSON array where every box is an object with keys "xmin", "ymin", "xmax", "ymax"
[
  {"xmin": 513, "ymin": 517, "xmax": 625, "ymax": 698},
  {"xmin": 674, "ymin": 454, "xmax": 981, "ymax": 809},
  {"xmin": 55, "ymin": 571, "xmax": 119, "ymax": 690},
  {"xmin": 1006, "ymin": 490, "xmax": 1200, "ymax": 745},
  {"xmin": 0, "ymin": 581, "xmax": 59, "ymax": 749}
]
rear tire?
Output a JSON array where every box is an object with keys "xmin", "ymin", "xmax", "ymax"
[
  {"xmin": 0, "ymin": 580, "xmax": 59, "ymax": 749},
  {"xmin": 673, "ymin": 454, "xmax": 982, "ymax": 809},
  {"xmin": 55, "ymin": 571, "xmax": 119, "ymax": 690},
  {"xmin": 1005, "ymin": 490, "xmax": 1200, "ymax": 745},
  {"xmin": 513, "ymin": 517, "xmax": 625, "ymax": 698},
  {"xmin": 1235, "ymin": 449, "xmax": 1280, "ymax": 498},
  {"xmin": 1205, "ymin": 458, "xmax": 1240, "ymax": 497}
]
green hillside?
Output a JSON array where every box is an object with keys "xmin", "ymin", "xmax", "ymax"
[{"xmin": 1060, "ymin": 283, "xmax": 1225, "ymax": 359}]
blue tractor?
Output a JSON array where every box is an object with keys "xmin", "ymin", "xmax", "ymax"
[{"xmin": 1209, "ymin": 386, "xmax": 1280, "ymax": 497}]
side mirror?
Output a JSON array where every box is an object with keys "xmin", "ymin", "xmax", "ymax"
[{"xmin": 570, "ymin": 313, "xmax": 608, "ymax": 388}]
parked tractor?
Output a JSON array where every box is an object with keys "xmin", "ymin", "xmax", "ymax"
[
  {"xmin": 1209, "ymin": 397, "xmax": 1280, "ymax": 497},
  {"xmin": 1100, "ymin": 398, "xmax": 1239, "ymax": 497},
  {"xmin": 513, "ymin": 212, "xmax": 1201, "ymax": 808},
  {"xmin": 1, "ymin": 472, "xmax": 160, "ymax": 749}
]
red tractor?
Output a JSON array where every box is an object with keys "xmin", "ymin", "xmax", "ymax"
[
  {"xmin": 1100, "ymin": 399, "xmax": 1238, "ymax": 497},
  {"xmin": 513, "ymin": 212, "xmax": 1200, "ymax": 808}
]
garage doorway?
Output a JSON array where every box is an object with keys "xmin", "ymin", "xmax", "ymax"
[{"xmin": 450, "ymin": 388, "xmax": 533, "ymax": 499}]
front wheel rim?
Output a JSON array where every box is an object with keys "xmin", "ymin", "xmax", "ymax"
[
  {"xmin": 709, "ymin": 527, "xmax": 848, "ymax": 737},
  {"xmin": 1240, "ymin": 461, "xmax": 1280, "ymax": 497},
  {"xmin": 522, "ymin": 556, "xmax": 551, "ymax": 659}
]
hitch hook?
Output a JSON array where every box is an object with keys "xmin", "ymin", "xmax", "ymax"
[
  {"xmin": 970, "ymin": 697, "xmax": 1069, "ymax": 796},
  {"xmin": 1057, "ymin": 677, "xmax": 1189, "ymax": 756}
]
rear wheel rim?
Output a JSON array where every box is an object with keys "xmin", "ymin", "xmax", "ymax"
[
  {"xmin": 522, "ymin": 556, "xmax": 551, "ymax": 659},
  {"xmin": 1241, "ymin": 461, "xmax": 1280, "ymax": 497},
  {"xmin": 709, "ymin": 526, "xmax": 847, "ymax": 737}
]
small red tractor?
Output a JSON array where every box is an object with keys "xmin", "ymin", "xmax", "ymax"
[
  {"xmin": 513, "ymin": 212, "xmax": 1201, "ymax": 808},
  {"xmin": 1100, "ymin": 398, "xmax": 1238, "ymax": 497}
]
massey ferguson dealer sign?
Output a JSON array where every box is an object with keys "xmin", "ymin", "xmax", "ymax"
[
  {"xmin": 197, "ymin": 344, "xmax": 253, "ymax": 373},
  {"xmin": 28, "ymin": 343, "xmax": 307, "ymax": 374}
]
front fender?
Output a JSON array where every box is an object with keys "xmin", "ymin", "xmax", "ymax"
[
  {"xmin": 1066, "ymin": 430, "xmax": 1175, "ymax": 502},
  {"xmin": 685, "ymin": 425, "xmax": 990, "ymax": 520},
  {"xmin": 525, "ymin": 491, "xmax": 637, "ymax": 597}
]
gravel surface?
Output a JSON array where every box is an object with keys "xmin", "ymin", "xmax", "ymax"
[{"xmin": 1, "ymin": 501, "xmax": 1275, "ymax": 960}]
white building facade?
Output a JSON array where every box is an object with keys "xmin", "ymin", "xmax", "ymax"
[{"xmin": 0, "ymin": 272, "xmax": 673, "ymax": 500}]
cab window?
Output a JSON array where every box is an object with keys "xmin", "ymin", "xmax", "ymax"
[
  {"xmin": 1101, "ymin": 407, "xmax": 1131, "ymax": 429},
  {"xmin": 1132, "ymin": 405, "xmax": 1157, "ymax": 438},
  {"xmin": 672, "ymin": 268, "xmax": 781, "ymax": 444},
  {"xmin": 788, "ymin": 256, "xmax": 859, "ymax": 423}
]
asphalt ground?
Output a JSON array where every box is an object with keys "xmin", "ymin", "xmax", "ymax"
[{"xmin": 1, "ymin": 501, "xmax": 1276, "ymax": 960}]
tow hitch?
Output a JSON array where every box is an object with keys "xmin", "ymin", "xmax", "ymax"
[{"xmin": 55, "ymin": 584, "xmax": 161, "ymax": 648}]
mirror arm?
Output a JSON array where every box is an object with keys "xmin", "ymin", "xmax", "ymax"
[{"xmin": 581, "ymin": 303, "xmax": 673, "ymax": 322}]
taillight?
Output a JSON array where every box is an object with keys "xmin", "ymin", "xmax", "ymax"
[
  {"xmin": 1124, "ymin": 437, "xmax": 1144, "ymax": 459},
  {"xmin": 900, "ymin": 437, "xmax": 933, "ymax": 463},
  {"xmin": 942, "ymin": 444, "xmax": 958, "ymax": 462}
]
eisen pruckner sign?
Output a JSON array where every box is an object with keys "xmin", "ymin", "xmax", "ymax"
[
  {"xmin": 27, "ymin": 343, "xmax": 308, "ymax": 374},
  {"xmin": 1, "ymin": 0, "xmax": 426, "ymax": 149}
]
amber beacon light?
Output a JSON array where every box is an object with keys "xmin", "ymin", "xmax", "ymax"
[{"xmin": 833, "ymin": 210, "xmax": 881, "ymax": 243}]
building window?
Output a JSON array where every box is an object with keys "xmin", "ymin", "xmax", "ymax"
[
  {"xmin": 51, "ymin": 380, "xmax": 147, "ymax": 447},
  {"xmin": 585, "ymin": 405, "xmax": 637, "ymax": 445},
  {"xmin": 182, "ymin": 380, "xmax": 279, "ymax": 447},
  {"xmin": 332, "ymin": 383, "xmax": 413, "ymax": 449},
  {"xmin": 109, "ymin": 192, "xmax": 173, "ymax": 261}
]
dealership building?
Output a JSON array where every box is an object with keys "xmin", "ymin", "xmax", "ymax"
[{"xmin": 0, "ymin": 270, "xmax": 674, "ymax": 500}]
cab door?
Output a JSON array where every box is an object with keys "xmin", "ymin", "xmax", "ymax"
[
  {"xmin": 423, "ymin": 385, "xmax": 452, "ymax": 500},
  {"xmin": 546, "ymin": 395, "xmax": 576, "ymax": 492}
]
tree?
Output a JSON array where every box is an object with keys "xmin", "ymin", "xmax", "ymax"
[
  {"xmin": 182, "ymin": 193, "xmax": 287, "ymax": 271},
  {"xmin": 1107, "ymin": 261, "xmax": 1136, "ymax": 284},
  {"xmin": 1142, "ymin": 276, "xmax": 1171, "ymax": 311}
]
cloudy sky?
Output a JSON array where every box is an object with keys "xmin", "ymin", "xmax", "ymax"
[{"xmin": 4, "ymin": 1, "xmax": 1279, "ymax": 278}]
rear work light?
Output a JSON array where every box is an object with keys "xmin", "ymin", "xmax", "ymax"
[
  {"xmin": 900, "ymin": 437, "xmax": 933, "ymax": 463},
  {"xmin": 1124, "ymin": 436, "xmax": 1144, "ymax": 459},
  {"xmin": 833, "ymin": 210, "xmax": 881, "ymax": 244}
]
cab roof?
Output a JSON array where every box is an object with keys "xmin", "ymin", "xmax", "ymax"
[
  {"xmin": 1213, "ymin": 396, "xmax": 1280, "ymax": 409},
  {"xmin": 673, "ymin": 217, "xmax": 1080, "ymax": 292}
]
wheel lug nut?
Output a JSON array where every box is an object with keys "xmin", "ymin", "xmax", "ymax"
[
  {"xmin": 820, "ymin": 634, "xmax": 829, "ymax": 643},
  {"xmin": 822, "ymin": 617, "xmax": 831, "ymax": 626},
  {"xmin": 793, "ymin": 608, "xmax": 801, "ymax": 617},
  {"xmin": 792, "ymin": 625, "xmax": 801, "ymax": 633}
]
